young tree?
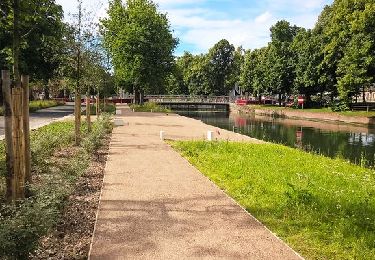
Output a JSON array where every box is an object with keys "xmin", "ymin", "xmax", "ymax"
[
  {"xmin": 0, "ymin": 0, "xmax": 64, "ymax": 91},
  {"xmin": 101, "ymin": 0, "xmax": 178, "ymax": 104}
]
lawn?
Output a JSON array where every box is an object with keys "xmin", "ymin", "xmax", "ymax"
[
  {"xmin": 248, "ymin": 105, "xmax": 375, "ymax": 118},
  {"xmin": 130, "ymin": 102, "xmax": 171, "ymax": 113},
  {"xmin": 172, "ymin": 141, "xmax": 375, "ymax": 259}
]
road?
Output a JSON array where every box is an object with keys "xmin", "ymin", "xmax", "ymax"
[{"xmin": 0, "ymin": 104, "xmax": 77, "ymax": 138}]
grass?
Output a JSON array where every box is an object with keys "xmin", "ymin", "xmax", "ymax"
[
  {"xmin": 0, "ymin": 100, "xmax": 64, "ymax": 116},
  {"xmin": 130, "ymin": 102, "xmax": 172, "ymax": 113},
  {"xmin": 172, "ymin": 141, "xmax": 375, "ymax": 260},
  {"xmin": 248, "ymin": 105, "xmax": 375, "ymax": 117},
  {"xmin": 0, "ymin": 115, "xmax": 113, "ymax": 258},
  {"xmin": 86, "ymin": 103, "xmax": 116, "ymax": 115}
]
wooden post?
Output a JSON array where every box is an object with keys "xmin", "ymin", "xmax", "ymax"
[
  {"xmin": 21, "ymin": 75, "xmax": 31, "ymax": 185},
  {"xmin": 1, "ymin": 70, "xmax": 14, "ymax": 201},
  {"xmin": 103, "ymin": 96, "xmax": 106, "ymax": 113},
  {"xmin": 75, "ymin": 90, "xmax": 81, "ymax": 146},
  {"xmin": 86, "ymin": 90, "xmax": 91, "ymax": 132},
  {"xmin": 12, "ymin": 87, "xmax": 25, "ymax": 199}
]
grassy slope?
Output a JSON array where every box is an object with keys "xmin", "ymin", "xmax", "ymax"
[
  {"xmin": 172, "ymin": 141, "xmax": 375, "ymax": 259},
  {"xmin": 249, "ymin": 105, "xmax": 375, "ymax": 118}
]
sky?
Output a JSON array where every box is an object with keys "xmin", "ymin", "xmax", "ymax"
[{"xmin": 56, "ymin": 0, "xmax": 333, "ymax": 55}]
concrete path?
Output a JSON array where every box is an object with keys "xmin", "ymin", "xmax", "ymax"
[
  {"xmin": 89, "ymin": 105, "xmax": 302, "ymax": 259},
  {"xmin": 0, "ymin": 104, "xmax": 76, "ymax": 138}
]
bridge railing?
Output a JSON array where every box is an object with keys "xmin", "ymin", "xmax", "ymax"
[{"xmin": 145, "ymin": 95, "xmax": 230, "ymax": 103}]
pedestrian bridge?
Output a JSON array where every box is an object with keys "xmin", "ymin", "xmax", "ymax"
[{"xmin": 145, "ymin": 95, "xmax": 231, "ymax": 111}]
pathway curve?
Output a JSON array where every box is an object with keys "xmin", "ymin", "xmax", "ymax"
[
  {"xmin": 89, "ymin": 105, "xmax": 302, "ymax": 259},
  {"xmin": 0, "ymin": 104, "xmax": 76, "ymax": 138}
]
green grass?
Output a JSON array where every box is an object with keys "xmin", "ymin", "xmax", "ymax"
[
  {"xmin": 85, "ymin": 103, "xmax": 116, "ymax": 115},
  {"xmin": 0, "ymin": 100, "xmax": 64, "ymax": 116},
  {"xmin": 130, "ymin": 102, "xmax": 172, "ymax": 113},
  {"xmin": 0, "ymin": 115, "xmax": 113, "ymax": 258},
  {"xmin": 172, "ymin": 141, "xmax": 375, "ymax": 260},
  {"xmin": 248, "ymin": 105, "xmax": 375, "ymax": 117}
]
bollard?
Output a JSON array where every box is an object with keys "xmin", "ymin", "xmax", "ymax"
[
  {"xmin": 160, "ymin": 131, "xmax": 165, "ymax": 140},
  {"xmin": 207, "ymin": 131, "xmax": 214, "ymax": 141}
]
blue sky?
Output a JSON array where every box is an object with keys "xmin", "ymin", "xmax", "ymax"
[{"xmin": 56, "ymin": 0, "xmax": 333, "ymax": 55}]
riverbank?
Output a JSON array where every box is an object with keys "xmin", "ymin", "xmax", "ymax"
[
  {"xmin": 231, "ymin": 104, "xmax": 375, "ymax": 125},
  {"xmin": 172, "ymin": 141, "xmax": 375, "ymax": 259}
]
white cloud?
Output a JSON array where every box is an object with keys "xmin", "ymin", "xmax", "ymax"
[
  {"xmin": 56, "ymin": 0, "xmax": 333, "ymax": 54},
  {"xmin": 255, "ymin": 11, "xmax": 273, "ymax": 24}
]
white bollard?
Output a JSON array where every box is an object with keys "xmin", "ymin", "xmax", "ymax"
[
  {"xmin": 160, "ymin": 131, "xmax": 165, "ymax": 140},
  {"xmin": 207, "ymin": 131, "xmax": 214, "ymax": 141}
]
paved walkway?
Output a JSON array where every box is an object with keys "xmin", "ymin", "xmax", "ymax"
[
  {"xmin": 89, "ymin": 105, "xmax": 302, "ymax": 259},
  {"xmin": 0, "ymin": 104, "xmax": 77, "ymax": 139}
]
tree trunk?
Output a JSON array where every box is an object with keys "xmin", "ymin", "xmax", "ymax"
[
  {"xmin": 133, "ymin": 85, "xmax": 140, "ymax": 104},
  {"xmin": 44, "ymin": 82, "xmax": 50, "ymax": 100},
  {"xmin": 86, "ymin": 89, "xmax": 91, "ymax": 132},
  {"xmin": 139, "ymin": 89, "xmax": 144, "ymax": 105},
  {"xmin": 96, "ymin": 90, "xmax": 100, "ymax": 116},
  {"xmin": 278, "ymin": 93, "xmax": 282, "ymax": 107},
  {"xmin": 363, "ymin": 86, "xmax": 366, "ymax": 103}
]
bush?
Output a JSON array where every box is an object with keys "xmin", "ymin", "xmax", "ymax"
[
  {"xmin": 87, "ymin": 103, "xmax": 116, "ymax": 115},
  {"xmin": 0, "ymin": 116, "xmax": 113, "ymax": 259},
  {"xmin": 130, "ymin": 102, "xmax": 171, "ymax": 113},
  {"xmin": 331, "ymin": 101, "xmax": 350, "ymax": 112}
]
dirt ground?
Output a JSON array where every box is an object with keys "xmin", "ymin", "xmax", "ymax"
[{"xmin": 31, "ymin": 136, "xmax": 110, "ymax": 260}]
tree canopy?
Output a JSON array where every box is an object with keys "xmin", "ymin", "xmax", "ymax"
[{"xmin": 101, "ymin": 0, "xmax": 178, "ymax": 100}]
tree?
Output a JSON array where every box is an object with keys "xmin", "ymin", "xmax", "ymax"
[
  {"xmin": 226, "ymin": 46, "xmax": 244, "ymax": 92},
  {"xmin": 101, "ymin": 0, "xmax": 178, "ymax": 103},
  {"xmin": 267, "ymin": 20, "xmax": 300, "ymax": 105},
  {"xmin": 291, "ymin": 29, "xmax": 322, "ymax": 102},
  {"xmin": 319, "ymin": 0, "xmax": 375, "ymax": 103},
  {"xmin": 0, "ymin": 0, "xmax": 64, "ymax": 89},
  {"xmin": 165, "ymin": 61, "xmax": 188, "ymax": 95},
  {"xmin": 240, "ymin": 47, "xmax": 269, "ymax": 100},
  {"xmin": 207, "ymin": 39, "xmax": 235, "ymax": 95},
  {"xmin": 184, "ymin": 54, "xmax": 211, "ymax": 95}
]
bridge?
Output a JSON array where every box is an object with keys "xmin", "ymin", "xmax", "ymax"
[{"xmin": 145, "ymin": 95, "xmax": 231, "ymax": 111}]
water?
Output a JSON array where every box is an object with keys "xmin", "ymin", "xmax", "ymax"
[{"xmin": 179, "ymin": 111, "xmax": 375, "ymax": 167}]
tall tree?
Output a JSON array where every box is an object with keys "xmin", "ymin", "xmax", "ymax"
[
  {"xmin": 101, "ymin": 0, "xmax": 178, "ymax": 103},
  {"xmin": 184, "ymin": 54, "xmax": 211, "ymax": 95},
  {"xmin": 291, "ymin": 29, "xmax": 323, "ymax": 102},
  {"xmin": 207, "ymin": 39, "xmax": 235, "ymax": 95},
  {"xmin": 267, "ymin": 20, "xmax": 300, "ymax": 105}
]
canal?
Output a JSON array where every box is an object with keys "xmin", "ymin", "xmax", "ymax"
[{"xmin": 179, "ymin": 111, "xmax": 375, "ymax": 167}]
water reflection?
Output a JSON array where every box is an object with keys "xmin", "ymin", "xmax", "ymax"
[{"xmin": 179, "ymin": 111, "xmax": 375, "ymax": 167}]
